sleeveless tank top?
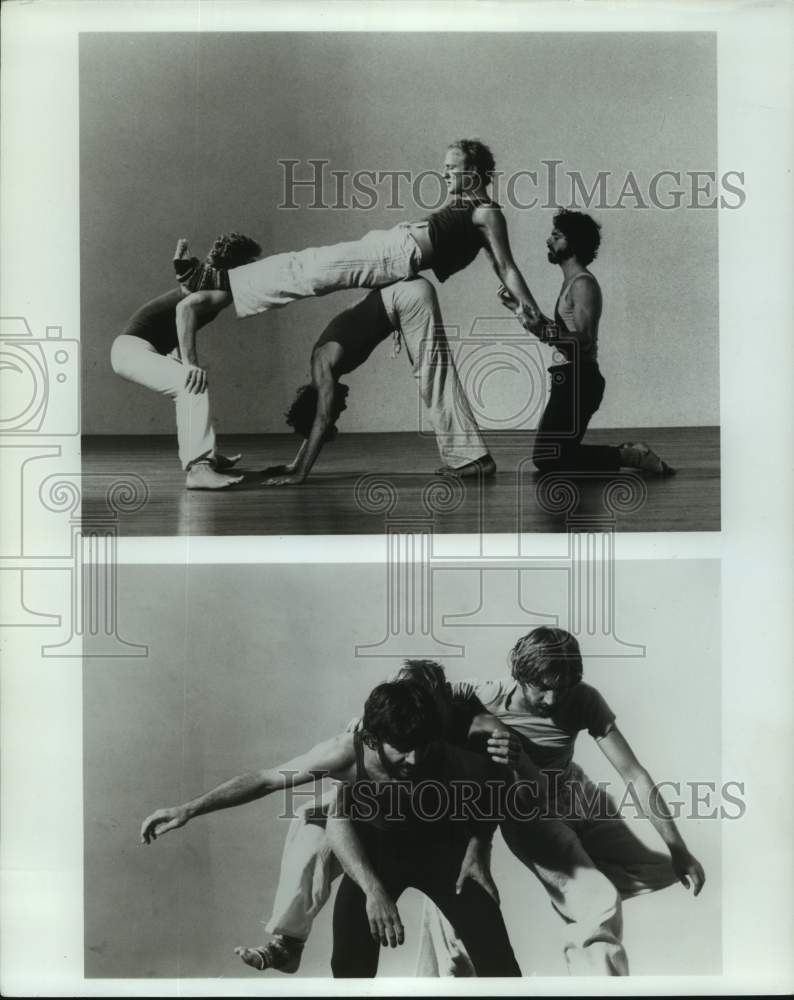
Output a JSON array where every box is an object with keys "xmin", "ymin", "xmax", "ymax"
[
  {"xmin": 553, "ymin": 272, "xmax": 600, "ymax": 363},
  {"xmin": 120, "ymin": 288, "xmax": 183, "ymax": 356},
  {"xmin": 313, "ymin": 290, "xmax": 394, "ymax": 374},
  {"xmin": 425, "ymin": 196, "xmax": 496, "ymax": 283}
]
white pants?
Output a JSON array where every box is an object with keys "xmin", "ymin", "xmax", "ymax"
[
  {"xmin": 380, "ymin": 278, "xmax": 489, "ymax": 469},
  {"xmin": 228, "ymin": 224, "xmax": 423, "ymax": 318},
  {"xmin": 110, "ymin": 335, "xmax": 216, "ymax": 470}
]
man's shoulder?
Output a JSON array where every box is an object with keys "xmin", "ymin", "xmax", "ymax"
[{"xmin": 452, "ymin": 677, "xmax": 509, "ymax": 709}]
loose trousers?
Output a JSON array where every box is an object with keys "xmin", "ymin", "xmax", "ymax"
[{"xmin": 110, "ymin": 335, "xmax": 215, "ymax": 469}]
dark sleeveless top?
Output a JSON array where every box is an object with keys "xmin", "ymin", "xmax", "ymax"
[
  {"xmin": 313, "ymin": 290, "xmax": 394, "ymax": 374},
  {"xmin": 425, "ymin": 196, "xmax": 496, "ymax": 283},
  {"xmin": 120, "ymin": 289, "xmax": 183, "ymax": 355}
]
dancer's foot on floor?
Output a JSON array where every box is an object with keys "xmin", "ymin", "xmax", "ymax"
[
  {"xmin": 186, "ymin": 462, "xmax": 244, "ymax": 490},
  {"xmin": 437, "ymin": 454, "xmax": 496, "ymax": 479},
  {"xmin": 619, "ymin": 442, "xmax": 676, "ymax": 476},
  {"xmin": 213, "ymin": 452, "xmax": 242, "ymax": 470},
  {"xmin": 234, "ymin": 935, "xmax": 303, "ymax": 974}
]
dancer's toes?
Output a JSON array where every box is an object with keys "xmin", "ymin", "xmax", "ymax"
[
  {"xmin": 437, "ymin": 454, "xmax": 496, "ymax": 479},
  {"xmin": 213, "ymin": 453, "xmax": 242, "ymax": 470},
  {"xmin": 234, "ymin": 936, "xmax": 303, "ymax": 974},
  {"xmin": 186, "ymin": 462, "xmax": 244, "ymax": 490},
  {"xmin": 620, "ymin": 442, "xmax": 676, "ymax": 476}
]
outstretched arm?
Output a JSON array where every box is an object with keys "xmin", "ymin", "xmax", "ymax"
[
  {"xmin": 140, "ymin": 733, "xmax": 354, "ymax": 844},
  {"xmin": 174, "ymin": 289, "xmax": 232, "ymax": 394},
  {"xmin": 475, "ymin": 205, "xmax": 549, "ymax": 334},
  {"xmin": 264, "ymin": 344, "xmax": 341, "ymax": 486},
  {"xmin": 325, "ymin": 787, "xmax": 405, "ymax": 948},
  {"xmin": 597, "ymin": 726, "xmax": 706, "ymax": 896}
]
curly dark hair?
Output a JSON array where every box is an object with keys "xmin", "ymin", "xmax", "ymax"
[
  {"xmin": 363, "ymin": 681, "xmax": 441, "ymax": 752},
  {"xmin": 206, "ymin": 232, "xmax": 262, "ymax": 269},
  {"xmin": 509, "ymin": 627, "xmax": 583, "ymax": 690},
  {"xmin": 553, "ymin": 210, "xmax": 602, "ymax": 266},
  {"xmin": 448, "ymin": 138, "xmax": 496, "ymax": 187},
  {"xmin": 285, "ymin": 383, "xmax": 349, "ymax": 442},
  {"xmin": 394, "ymin": 659, "xmax": 448, "ymax": 694}
]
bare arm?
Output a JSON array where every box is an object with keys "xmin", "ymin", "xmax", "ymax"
[
  {"xmin": 566, "ymin": 275, "xmax": 601, "ymax": 356},
  {"xmin": 475, "ymin": 205, "xmax": 548, "ymax": 332},
  {"xmin": 140, "ymin": 733, "xmax": 354, "ymax": 844},
  {"xmin": 174, "ymin": 289, "xmax": 232, "ymax": 394},
  {"xmin": 264, "ymin": 344, "xmax": 341, "ymax": 486},
  {"xmin": 598, "ymin": 727, "xmax": 706, "ymax": 895},
  {"xmin": 325, "ymin": 787, "xmax": 406, "ymax": 947}
]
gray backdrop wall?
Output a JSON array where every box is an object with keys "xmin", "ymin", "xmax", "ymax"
[
  {"xmin": 84, "ymin": 560, "xmax": 721, "ymax": 978},
  {"xmin": 81, "ymin": 33, "xmax": 718, "ymax": 435}
]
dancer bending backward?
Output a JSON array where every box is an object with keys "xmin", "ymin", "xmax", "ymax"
[
  {"xmin": 264, "ymin": 278, "xmax": 494, "ymax": 485},
  {"xmin": 499, "ymin": 210, "xmax": 675, "ymax": 475},
  {"xmin": 172, "ymin": 139, "xmax": 544, "ymax": 356},
  {"xmin": 110, "ymin": 233, "xmax": 261, "ymax": 489}
]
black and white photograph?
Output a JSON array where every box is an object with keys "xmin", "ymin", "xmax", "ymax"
[
  {"xmin": 85, "ymin": 559, "xmax": 721, "ymax": 979},
  {"xmin": 1, "ymin": 1, "xmax": 792, "ymax": 997},
  {"xmin": 79, "ymin": 29, "xmax": 721, "ymax": 536}
]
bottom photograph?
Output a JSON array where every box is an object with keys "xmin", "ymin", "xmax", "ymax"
[{"xmin": 84, "ymin": 558, "xmax": 723, "ymax": 980}]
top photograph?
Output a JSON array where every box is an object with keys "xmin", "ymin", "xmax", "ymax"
[{"xmin": 80, "ymin": 31, "xmax": 721, "ymax": 536}]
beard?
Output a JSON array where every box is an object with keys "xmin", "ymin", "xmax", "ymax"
[{"xmin": 547, "ymin": 246, "xmax": 575, "ymax": 264}]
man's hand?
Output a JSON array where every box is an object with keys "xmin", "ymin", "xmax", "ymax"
[
  {"xmin": 456, "ymin": 837, "xmax": 500, "ymax": 905},
  {"xmin": 183, "ymin": 364, "xmax": 208, "ymax": 394},
  {"xmin": 344, "ymin": 715, "xmax": 363, "ymax": 734},
  {"xmin": 497, "ymin": 283, "xmax": 519, "ymax": 310},
  {"xmin": 262, "ymin": 472, "xmax": 306, "ymax": 487},
  {"xmin": 140, "ymin": 805, "xmax": 189, "ymax": 844},
  {"xmin": 365, "ymin": 886, "xmax": 405, "ymax": 948},
  {"xmin": 486, "ymin": 731, "xmax": 521, "ymax": 768},
  {"xmin": 671, "ymin": 846, "xmax": 706, "ymax": 896}
]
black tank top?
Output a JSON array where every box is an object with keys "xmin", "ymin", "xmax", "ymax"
[
  {"xmin": 120, "ymin": 289, "xmax": 183, "ymax": 355},
  {"xmin": 313, "ymin": 290, "xmax": 394, "ymax": 374},
  {"xmin": 425, "ymin": 196, "xmax": 496, "ymax": 283}
]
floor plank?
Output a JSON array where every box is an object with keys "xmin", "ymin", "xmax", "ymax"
[{"xmin": 80, "ymin": 428, "xmax": 720, "ymax": 536}]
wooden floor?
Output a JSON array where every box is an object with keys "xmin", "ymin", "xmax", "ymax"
[{"xmin": 81, "ymin": 428, "xmax": 720, "ymax": 536}]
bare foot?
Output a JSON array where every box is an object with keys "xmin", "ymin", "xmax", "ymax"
[
  {"xmin": 437, "ymin": 454, "xmax": 496, "ymax": 479},
  {"xmin": 619, "ymin": 442, "xmax": 676, "ymax": 476},
  {"xmin": 185, "ymin": 463, "xmax": 243, "ymax": 490},
  {"xmin": 213, "ymin": 453, "xmax": 242, "ymax": 470},
  {"xmin": 234, "ymin": 936, "xmax": 303, "ymax": 974}
]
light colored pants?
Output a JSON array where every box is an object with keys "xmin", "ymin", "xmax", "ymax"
[
  {"xmin": 110, "ymin": 335, "xmax": 216, "ymax": 470},
  {"xmin": 228, "ymin": 224, "xmax": 423, "ymax": 317},
  {"xmin": 380, "ymin": 278, "xmax": 489, "ymax": 469}
]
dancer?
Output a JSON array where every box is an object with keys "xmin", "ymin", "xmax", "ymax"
[
  {"xmin": 325, "ymin": 682, "xmax": 521, "ymax": 978},
  {"xmin": 415, "ymin": 626, "xmax": 706, "ymax": 974},
  {"xmin": 499, "ymin": 210, "xmax": 675, "ymax": 475},
  {"xmin": 264, "ymin": 278, "xmax": 495, "ymax": 485},
  {"xmin": 110, "ymin": 232, "xmax": 261, "ymax": 489},
  {"xmin": 248, "ymin": 660, "xmax": 628, "ymax": 977},
  {"xmin": 173, "ymin": 139, "xmax": 545, "ymax": 333},
  {"xmin": 139, "ymin": 677, "xmax": 522, "ymax": 978}
]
